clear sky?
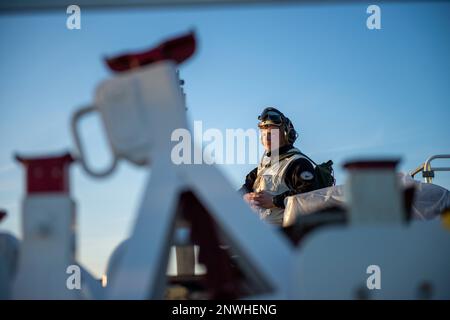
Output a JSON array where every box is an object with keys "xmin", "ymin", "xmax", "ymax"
[{"xmin": 1, "ymin": 2, "xmax": 449, "ymax": 278}]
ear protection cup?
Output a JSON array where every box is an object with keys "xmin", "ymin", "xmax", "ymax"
[{"xmin": 284, "ymin": 117, "xmax": 298, "ymax": 144}]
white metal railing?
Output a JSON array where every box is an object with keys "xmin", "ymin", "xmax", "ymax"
[{"xmin": 410, "ymin": 154, "xmax": 450, "ymax": 183}]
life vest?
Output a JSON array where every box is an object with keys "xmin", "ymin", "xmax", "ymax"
[{"xmin": 253, "ymin": 147, "xmax": 306, "ymax": 225}]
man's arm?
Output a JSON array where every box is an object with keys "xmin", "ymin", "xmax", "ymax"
[
  {"xmin": 238, "ymin": 167, "xmax": 258, "ymax": 194},
  {"xmin": 272, "ymin": 158, "xmax": 316, "ymax": 208}
]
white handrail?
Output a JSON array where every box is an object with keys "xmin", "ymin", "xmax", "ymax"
[{"xmin": 411, "ymin": 154, "xmax": 450, "ymax": 183}]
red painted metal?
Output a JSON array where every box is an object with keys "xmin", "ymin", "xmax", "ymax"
[
  {"xmin": 105, "ymin": 32, "xmax": 196, "ymax": 73},
  {"xmin": 15, "ymin": 153, "xmax": 74, "ymax": 194}
]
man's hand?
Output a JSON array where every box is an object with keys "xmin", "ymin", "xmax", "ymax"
[
  {"xmin": 243, "ymin": 192, "xmax": 254, "ymax": 205},
  {"xmin": 252, "ymin": 191, "xmax": 276, "ymax": 209},
  {"xmin": 243, "ymin": 192, "xmax": 259, "ymax": 212},
  {"xmin": 243, "ymin": 191, "xmax": 276, "ymax": 210}
]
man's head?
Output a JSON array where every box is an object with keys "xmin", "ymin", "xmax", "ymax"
[{"xmin": 257, "ymin": 107, "xmax": 298, "ymax": 152}]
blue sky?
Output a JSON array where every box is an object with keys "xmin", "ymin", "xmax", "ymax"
[{"xmin": 1, "ymin": 2, "xmax": 449, "ymax": 278}]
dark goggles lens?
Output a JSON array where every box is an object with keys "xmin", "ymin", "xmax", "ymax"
[{"xmin": 258, "ymin": 111, "xmax": 283, "ymax": 125}]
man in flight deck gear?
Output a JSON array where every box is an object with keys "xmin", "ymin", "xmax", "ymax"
[{"xmin": 239, "ymin": 107, "xmax": 317, "ymax": 226}]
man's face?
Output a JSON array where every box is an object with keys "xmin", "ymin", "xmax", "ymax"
[{"xmin": 259, "ymin": 125, "xmax": 285, "ymax": 152}]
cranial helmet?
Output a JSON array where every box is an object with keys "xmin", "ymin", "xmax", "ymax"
[{"xmin": 258, "ymin": 107, "xmax": 298, "ymax": 144}]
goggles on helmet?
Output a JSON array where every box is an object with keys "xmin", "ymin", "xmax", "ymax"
[{"xmin": 258, "ymin": 108, "xmax": 284, "ymax": 127}]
